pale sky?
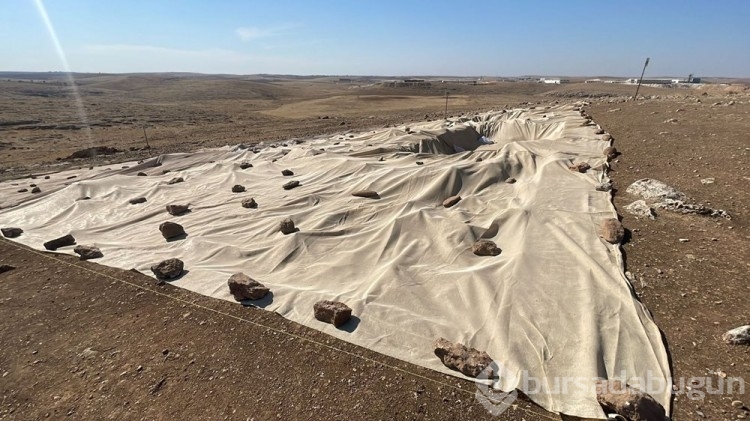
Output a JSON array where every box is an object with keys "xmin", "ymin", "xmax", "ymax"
[{"xmin": 2, "ymin": 0, "xmax": 749, "ymax": 77}]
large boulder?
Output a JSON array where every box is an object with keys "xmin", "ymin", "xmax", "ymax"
[
  {"xmin": 73, "ymin": 245, "xmax": 103, "ymax": 260},
  {"xmin": 43, "ymin": 234, "xmax": 76, "ymax": 251},
  {"xmin": 472, "ymin": 240, "xmax": 501, "ymax": 256},
  {"xmin": 433, "ymin": 337, "xmax": 493, "ymax": 378},
  {"xmin": 313, "ymin": 300, "xmax": 352, "ymax": 327},
  {"xmin": 283, "ymin": 180, "xmax": 300, "ymax": 190},
  {"xmin": 159, "ymin": 222, "xmax": 185, "ymax": 240},
  {"xmin": 595, "ymin": 379, "xmax": 666, "ymax": 421},
  {"xmin": 279, "ymin": 218, "xmax": 296, "ymax": 235},
  {"xmin": 281, "ymin": 169, "xmax": 294, "ymax": 176},
  {"xmin": 227, "ymin": 272, "xmax": 269, "ymax": 301},
  {"xmin": 0, "ymin": 264, "xmax": 16, "ymax": 274},
  {"xmin": 150, "ymin": 258, "xmax": 184, "ymax": 281},
  {"xmin": 352, "ymin": 190, "xmax": 379, "ymax": 199},
  {"xmin": 600, "ymin": 218, "xmax": 625, "ymax": 244},
  {"xmin": 442, "ymin": 195, "xmax": 461, "ymax": 208},
  {"xmin": 603, "ymin": 146, "xmax": 618, "ymax": 160},
  {"xmin": 722, "ymin": 325, "xmax": 750, "ymax": 345},
  {"xmin": 166, "ymin": 204, "xmax": 189, "ymax": 216},
  {"xmin": 232, "ymin": 184, "xmax": 246, "ymax": 193},
  {"xmin": 568, "ymin": 162, "xmax": 591, "ymax": 173},
  {"xmin": 1, "ymin": 227, "xmax": 23, "ymax": 238},
  {"xmin": 241, "ymin": 198, "xmax": 258, "ymax": 209}
]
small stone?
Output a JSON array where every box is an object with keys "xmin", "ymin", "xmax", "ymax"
[
  {"xmin": 0, "ymin": 264, "xmax": 16, "ymax": 274},
  {"xmin": 159, "ymin": 222, "xmax": 185, "ymax": 240},
  {"xmin": 433, "ymin": 337, "xmax": 493, "ymax": 378},
  {"xmin": 239, "ymin": 161, "xmax": 253, "ymax": 169},
  {"xmin": 150, "ymin": 258, "xmax": 184, "ymax": 281},
  {"xmin": 595, "ymin": 182, "xmax": 612, "ymax": 192},
  {"xmin": 279, "ymin": 218, "xmax": 296, "ymax": 235},
  {"xmin": 505, "ymin": 177, "xmax": 516, "ymax": 184},
  {"xmin": 678, "ymin": 238, "xmax": 690, "ymax": 243},
  {"xmin": 475, "ymin": 157, "xmax": 483, "ymax": 162},
  {"xmin": 129, "ymin": 197, "xmax": 147, "ymax": 205},
  {"xmin": 167, "ymin": 177, "xmax": 184, "ymax": 185},
  {"xmin": 43, "ymin": 234, "xmax": 76, "ymax": 251},
  {"xmin": 1, "ymin": 227, "xmax": 23, "ymax": 238},
  {"xmin": 283, "ymin": 180, "xmax": 300, "ymax": 190},
  {"xmin": 600, "ymin": 218, "xmax": 625, "ymax": 244},
  {"xmin": 568, "ymin": 162, "xmax": 591, "ymax": 173},
  {"xmin": 595, "ymin": 379, "xmax": 666, "ymax": 421},
  {"xmin": 722, "ymin": 325, "xmax": 750, "ymax": 345},
  {"xmin": 227, "ymin": 273, "xmax": 269, "ymax": 301},
  {"xmin": 17, "ymin": 188, "xmax": 28, "ymax": 193},
  {"xmin": 241, "ymin": 198, "xmax": 258, "ymax": 209},
  {"xmin": 352, "ymin": 190, "xmax": 379, "ymax": 199},
  {"xmin": 442, "ymin": 195, "xmax": 461, "ymax": 208},
  {"xmin": 313, "ymin": 300, "xmax": 352, "ymax": 327},
  {"xmin": 378, "ymin": 156, "xmax": 385, "ymax": 162},
  {"xmin": 700, "ymin": 177, "xmax": 715, "ymax": 185},
  {"xmin": 232, "ymin": 184, "xmax": 246, "ymax": 193},
  {"xmin": 472, "ymin": 240, "xmax": 501, "ymax": 256},
  {"xmin": 44, "ymin": 175, "xmax": 50, "ymax": 179},
  {"xmin": 76, "ymin": 196, "xmax": 91, "ymax": 201},
  {"xmin": 31, "ymin": 186, "xmax": 41, "ymax": 194},
  {"xmin": 137, "ymin": 172, "xmax": 147, "ymax": 176},
  {"xmin": 281, "ymin": 169, "xmax": 294, "ymax": 176},
  {"xmin": 416, "ymin": 161, "xmax": 424, "ymax": 165},
  {"xmin": 166, "ymin": 204, "xmax": 189, "ymax": 216},
  {"xmin": 603, "ymin": 146, "xmax": 618, "ymax": 160},
  {"xmin": 73, "ymin": 245, "xmax": 103, "ymax": 260},
  {"xmin": 731, "ymin": 400, "xmax": 744, "ymax": 408}
]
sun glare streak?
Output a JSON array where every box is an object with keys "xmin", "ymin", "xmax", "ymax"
[{"xmin": 33, "ymin": 0, "xmax": 93, "ymax": 145}]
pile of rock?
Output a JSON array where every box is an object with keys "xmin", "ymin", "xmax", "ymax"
[{"xmin": 625, "ymin": 178, "xmax": 731, "ymax": 219}]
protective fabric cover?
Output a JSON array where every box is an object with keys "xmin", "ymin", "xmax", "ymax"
[{"xmin": 0, "ymin": 106, "xmax": 671, "ymax": 419}]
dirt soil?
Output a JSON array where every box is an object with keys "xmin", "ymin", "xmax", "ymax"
[{"xmin": 1, "ymin": 74, "xmax": 749, "ymax": 420}]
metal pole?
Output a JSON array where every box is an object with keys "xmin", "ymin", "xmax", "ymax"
[
  {"xmin": 142, "ymin": 125, "xmax": 151, "ymax": 156},
  {"xmin": 633, "ymin": 57, "xmax": 650, "ymax": 101},
  {"xmin": 444, "ymin": 90, "xmax": 449, "ymax": 119}
]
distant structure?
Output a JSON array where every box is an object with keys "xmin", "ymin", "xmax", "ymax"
[
  {"xmin": 381, "ymin": 79, "xmax": 431, "ymax": 87},
  {"xmin": 539, "ymin": 78, "xmax": 570, "ymax": 84},
  {"xmin": 625, "ymin": 75, "xmax": 701, "ymax": 85}
]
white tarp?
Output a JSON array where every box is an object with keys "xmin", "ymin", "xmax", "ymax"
[{"xmin": 0, "ymin": 106, "xmax": 671, "ymax": 419}]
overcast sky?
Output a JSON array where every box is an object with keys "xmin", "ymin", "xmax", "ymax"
[{"xmin": 2, "ymin": 0, "xmax": 748, "ymax": 77}]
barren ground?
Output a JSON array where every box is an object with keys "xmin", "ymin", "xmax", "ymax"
[{"xmin": 1, "ymin": 74, "xmax": 749, "ymax": 420}]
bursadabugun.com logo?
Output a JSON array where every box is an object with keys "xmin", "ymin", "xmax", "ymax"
[
  {"xmin": 474, "ymin": 361, "xmax": 519, "ymax": 416},
  {"xmin": 475, "ymin": 365, "xmax": 745, "ymax": 416}
]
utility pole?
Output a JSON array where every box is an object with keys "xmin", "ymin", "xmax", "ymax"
[{"xmin": 633, "ymin": 57, "xmax": 650, "ymax": 101}]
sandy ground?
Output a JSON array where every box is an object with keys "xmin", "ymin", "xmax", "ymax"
[{"xmin": 1, "ymin": 75, "xmax": 749, "ymax": 420}]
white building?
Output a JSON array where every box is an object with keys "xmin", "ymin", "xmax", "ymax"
[{"xmin": 539, "ymin": 78, "xmax": 569, "ymax": 84}]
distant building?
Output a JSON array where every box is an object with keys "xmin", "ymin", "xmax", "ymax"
[
  {"xmin": 539, "ymin": 78, "xmax": 570, "ymax": 84},
  {"xmin": 625, "ymin": 76, "xmax": 702, "ymax": 85}
]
